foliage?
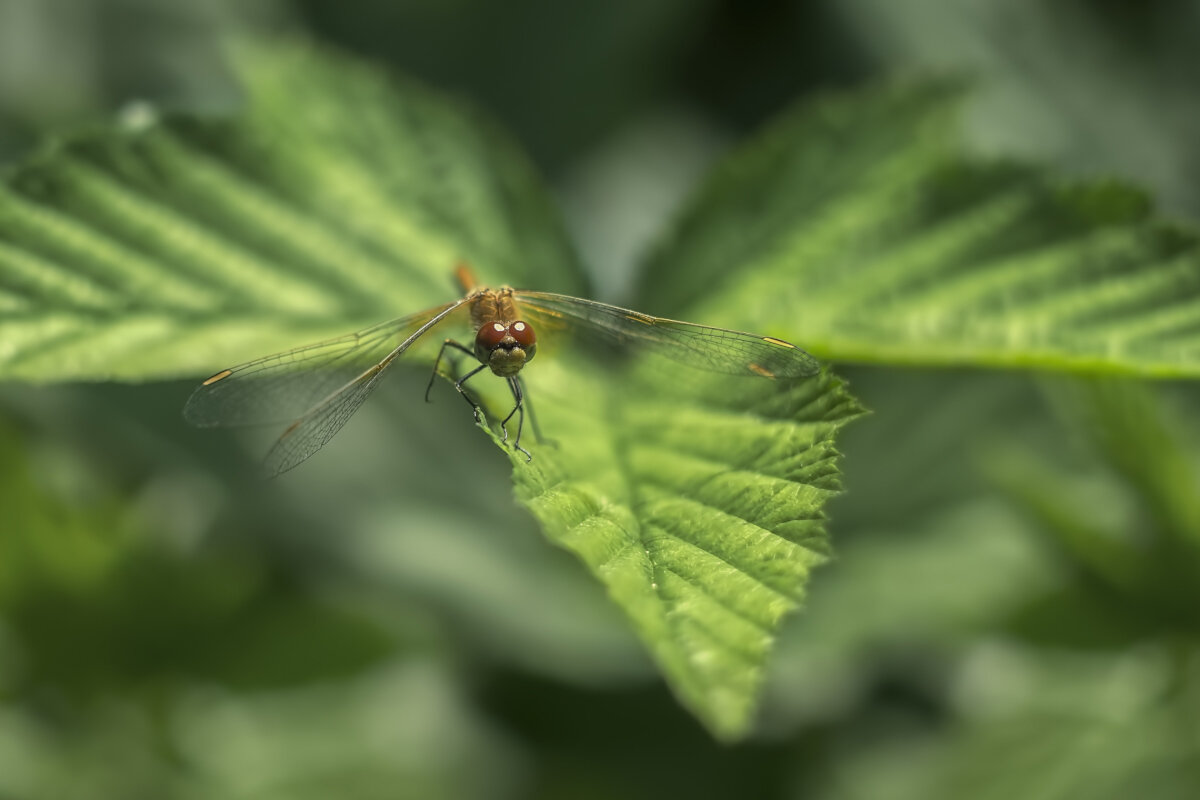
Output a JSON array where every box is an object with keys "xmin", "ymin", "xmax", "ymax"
[
  {"xmin": 642, "ymin": 83, "xmax": 1200, "ymax": 376},
  {"xmin": 0, "ymin": 44, "xmax": 864, "ymax": 737},
  {"xmin": 2, "ymin": 5, "xmax": 1200, "ymax": 794}
]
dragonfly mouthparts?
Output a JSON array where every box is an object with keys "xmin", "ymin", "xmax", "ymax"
[{"xmin": 487, "ymin": 345, "xmax": 531, "ymax": 377}]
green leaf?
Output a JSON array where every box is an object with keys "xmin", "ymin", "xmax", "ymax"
[
  {"xmin": 0, "ymin": 44, "xmax": 584, "ymax": 382},
  {"xmin": 641, "ymin": 81, "xmax": 1200, "ymax": 377},
  {"xmin": 0, "ymin": 43, "xmax": 863, "ymax": 738},
  {"xmin": 483, "ymin": 355, "xmax": 862, "ymax": 737}
]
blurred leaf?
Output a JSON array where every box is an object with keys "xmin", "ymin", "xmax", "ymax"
[
  {"xmin": 294, "ymin": 0, "xmax": 715, "ymax": 170},
  {"xmin": 0, "ymin": 43, "xmax": 584, "ymax": 381},
  {"xmin": 351, "ymin": 502, "xmax": 649, "ymax": 685},
  {"xmin": 986, "ymin": 448, "xmax": 1151, "ymax": 599},
  {"xmin": 8, "ymin": 535, "xmax": 404, "ymax": 697},
  {"xmin": 986, "ymin": 378, "xmax": 1200, "ymax": 641},
  {"xmin": 825, "ymin": 367, "xmax": 1040, "ymax": 533},
  {"xmin": 829, "ymin": 0, "xmax": 1200, "ymax": 217},
  {"xmin": 171, "ymin": 661, "xmax": 524, "ymax": 800},
  {"xmin": 0, "ymin": 418, "xmax": 398, "ymax": 697},
  {"xmin": 0, "ymin": 661, "xmax": 520, "ymax": 800},
  {"xmin": 0, "ymin": 421, "xmax": 131, "ymax": 607},
  {"xmin": 762, "ymin": 498, "xmax": 1055, "ymax": 730},
  {"xmin": 818, "ymin": 646, "xmax": 1200, "ymax": 800},
  {"xmin": 0, "ymin": 700, "xmax": 179, "ymax": 800},
  {"xmin": 1043, "ymin": 378, "xmax": 1200, "ymax": 549},
  {"xmin": 641, "ymin": 81, "xmax": 1200, "ymax": 377}
]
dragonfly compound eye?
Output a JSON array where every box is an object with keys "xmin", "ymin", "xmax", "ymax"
[
  {"xmin": 475, "ymin": 322, "xmax": 508, "ymax": 351},
  {"xmin": 508, "ymin": 321, "xmax": 536, "ymax": 348}
]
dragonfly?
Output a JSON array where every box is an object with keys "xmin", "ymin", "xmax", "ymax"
[{"xmin": 184, "ymin": 265, "xmax": 820, "ymax": 476}]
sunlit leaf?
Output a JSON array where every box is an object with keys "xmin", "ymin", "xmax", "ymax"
[
  {"xmin": 642, "ymin": 81, "xmax": 1200, "ymax": 377},
  {"xmin": 0, "ymin": 45, "xmax": 584, "ymax": 382},
  {"xmin": 482, "ymin": 355, "xmax": 863, "ymax": 737}
]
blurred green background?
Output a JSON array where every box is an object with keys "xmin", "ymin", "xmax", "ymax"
[{"xmin": 3, "ymin": 1, "xmax": 1200, "ymax": 798}]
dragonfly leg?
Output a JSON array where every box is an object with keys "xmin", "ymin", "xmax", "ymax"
[
  {"xmin": 454, "ymin": 363, "xmax": 488, "ymax": 423},
  {"xmin": 426, "ymin": 339, "xmax": 476, "ymax": 402},
  {"xmin": 503, "ymin": 377, "xmax": 532, "ymax": 461},
  {"xmin": 517, "ymin": 376, "xmax": 553, "ymax": 446}
]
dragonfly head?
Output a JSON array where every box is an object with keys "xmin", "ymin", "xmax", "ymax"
[{"xmin": 475, "ymin": 320, "xmax": 537, "ymax": 377}]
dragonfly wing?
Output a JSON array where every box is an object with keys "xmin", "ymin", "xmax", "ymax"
[
  {"xmin": 515, "ymin": 291, "xmax": 820, "ymax": 378},
  {"xmin": 261, "ymin": 361, "xmax": 389, "ymax": 476},
  {"xmin": 184, "ymin": 301, "xmax": 466, "ymax": 428},
  {"xmin": 193, "ymin": 297, "xmax": 473, "ymax": 476}
]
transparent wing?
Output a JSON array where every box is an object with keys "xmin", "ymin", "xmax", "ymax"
[
  {"xmin": 514, "ymin": 291, "xmax": 820, "ymax": 378},
  {"xmin": 261, "ymin": 360, "xmax": 391, "ymax": 477},
  {"xmin": 184, "ymin": 301, "xmax": 465, "ymax": 428},
  {"xmin": 185, "ymin": 298, "xmax": 470, "ymax": 476}
]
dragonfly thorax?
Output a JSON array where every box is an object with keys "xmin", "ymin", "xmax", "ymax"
[{"xmin": 474, "ymin": 319, "xmax": 537, "ymax": 377}]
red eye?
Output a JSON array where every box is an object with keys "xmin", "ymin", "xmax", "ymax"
[
  {"xmin": 509, "ymin": 320, "xmax": 536, "ymax": 347},
  {"xmin": 476, "ymin": 322, "xmax": 507, "ymax": 350}
]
